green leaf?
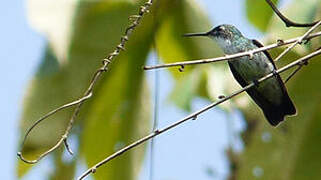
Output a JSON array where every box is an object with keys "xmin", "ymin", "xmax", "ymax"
[
  {"xmin": 49, "ymin": 149, "xmax": 76, "ymax": 180},
  {"xmin": 204, "ymin": 64, "xmax": 240, "ymax": 112},
  {"xmin": 155, "ymin": 0, "xmax": 221, "ymax": 78},
  {"xmin": 246, "ymin": 0, "xmax": 279, "ymax": 32},
  {"xmin": 156, "ymin": 0, "xmax": 227, "ymax": 110},
  {"xmin": 18, "ymin": 47, "xmax": 76, "ymax": 177},
  {"xmin": 18, "ymin": 0, "xmax": 152, "ymax": 178},
  {"xmin": 169, "ymin": 67, "xmax": 205, "ymax": 111}
]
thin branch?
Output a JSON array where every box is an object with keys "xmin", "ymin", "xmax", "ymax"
[
  {"xmin": 274, "ymin": 21, "xmax": 321, "ymax": 62},
  {"xmin": 17, "ymin": 0, "xmax": 154, "ymax": 164},
  {"xmin": 284, "ymin": 54, "xmax": 310, "ymax": 83},
  {"xmin": 265, "ymin": 0, "xmax": 319, "ymax": 27},
  {"xmin": 143, "ymin": 31, "xmax": 321, "ymax": 70},
  {"xmin": 77, "ymin": 48, "xmax": 321, "ymax": 180},
  {"xmin": 285, "ymin": 65, "xmax": 302, "ymax": 83}
]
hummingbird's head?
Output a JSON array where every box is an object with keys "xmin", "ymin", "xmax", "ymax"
[
  {"xmin": 183, "ymin": 24, "xmax": 244, "ymax": 51},
  {"xmin": 208, "ymin": 24, "xmax": 243, "ymax": 40}
]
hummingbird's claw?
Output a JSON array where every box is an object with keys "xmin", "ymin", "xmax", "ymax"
[
  {"xmin": 252, "ymin": 79, "xmax": 260, "ymax": 87},
  {"xmin": 272, "ymin": 70, "xmax": 278, "ymax": 77}
]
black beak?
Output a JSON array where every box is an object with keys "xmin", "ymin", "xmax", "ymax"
[{"xmin": 183, "ymin": 31, "xmax": 210, "ymax": 37}]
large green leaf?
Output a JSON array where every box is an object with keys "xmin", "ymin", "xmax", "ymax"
[
  {"xmin": 79, "ymin": 2, "xmax": 156, "ymax": 179},
  {"xmin": 18, "ymin": 46, "xmax": 76, "ymax": 177},
  {"xmin": 18, "ymin": 0, "xmax": 153, "ymax": 179},
  {"xmin": 246, "ymin": 0, "xmax": 279, "ymax": 32}
]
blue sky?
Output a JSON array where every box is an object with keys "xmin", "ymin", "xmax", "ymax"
[{"xmin": 0, "ymin": 0, "xmax": 285, "ymax": 179}]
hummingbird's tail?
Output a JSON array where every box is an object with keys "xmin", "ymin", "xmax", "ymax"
[{"xmin": 263, "ymin": 95, "xmax": 296, "ymax": 126}]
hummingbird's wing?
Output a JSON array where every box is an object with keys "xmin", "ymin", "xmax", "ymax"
[
  {"xmin": 251, "ymin": 39, "xmax": 294, "ymax": 101},
  {"xmin": 228, "ymin": 39, "xmax": 296, "ymax": 126},
  {"xmin": 251, "ymin": 39, "xmax": 277, "ymax": 68},
  {"xmin": 228, "ymin": 61, "xmax": 275, "ymax": 117},
  {"xmin": 251, "ymin": 39, "xmax": 296, "ymax": 112}
]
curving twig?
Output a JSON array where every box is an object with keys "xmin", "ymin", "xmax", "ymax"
[
  {"xmin": 78, "ymin": 47, "xmax": 321, "ymax": 180},
  {"xmin": 17, "ymin": 92, "xmax": 92, "ymax": 163},
  {"xmin": 18, "ymin": 0, "xmax": 154, "ymax": 164},
  {"xmin": 265, "ymin": 0, "xmax": 319, "ymax": 27},
  {"xmin": 143, "ymin": 31, "xmax": 321, "ymax": 70}
]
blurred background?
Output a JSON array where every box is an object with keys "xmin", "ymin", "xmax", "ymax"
[{"xmin": 1, "ymin": 0, "xmax": 321, "ymax": 180}]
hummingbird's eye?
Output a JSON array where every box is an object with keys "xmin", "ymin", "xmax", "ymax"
[{"xmin": 219, "ymin": 26, "xmax": 225, "ymax": 31}]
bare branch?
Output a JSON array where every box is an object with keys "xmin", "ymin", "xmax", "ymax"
[
  {"xmin": 265, "ymin": 0, "xmax": 319, "ymax": 27},
  {"xmin": 77, "ymin": 48, "xmax": 321, "ymax": 180},
  {"xmin": 143, "ymin": 31, "xmax": 321, "ymax": 70},
  {"xmin": 17, "ymin": 92, "xmax": 92, "ymax": 163},
  {"xmin": 17, "ymin": 0, "xmax": 154, "ymax": 164}
]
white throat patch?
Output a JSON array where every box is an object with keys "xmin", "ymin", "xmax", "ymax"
[{"xmin": 214, "ymin": 37, "xmax": 233, "ymax": 54}]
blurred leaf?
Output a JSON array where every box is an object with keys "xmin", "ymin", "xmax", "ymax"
[
  {"xmin": 156, "ymin": 0, "xmax": 228, "ymax": 110},
  {"xmin": 289, "ymin": 103, "xmax": 321, "ymax": 179},
  {"xmin": 17, "ymin": 149, "xmax": 44, "ymax": 177},
  {"xmin": 27, "ymin": 0, "xmax": 78, "ymax": 63},
  {"xmin": 156, "ymin": 0, "xmax": 220, "ymax": 78},
  {"xmin": 18, "ymin": 0, "xmax": 153, "ymax": 178},
  {"xmin": 78, "ymin": 1, "xmax": 156, "ymax": 179},
  {"xmin": 18, "ymin": 47, "xmax": 76, "ymax": 177},
  {"xmin": 49, "ymin": 149, "xmax": 76, "ymax": 180},
  {"xmin": 204, "ymin": 64, "xmax": 241, "ymax": 112},
  {"xmin": 81, "ymin": 76, "xmax": 151, "ymax": 180},
  {"xmin": 246, "ymin": 0, "xmax": 279, "ymax": 32},
  {"xmin": 169, "ymin": 67, "xmax": 206, "ymax": 111}
]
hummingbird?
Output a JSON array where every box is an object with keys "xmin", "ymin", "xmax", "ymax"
[{"xmin": 184, "ymin": 24, "xmax": 296, "ymax": 126}]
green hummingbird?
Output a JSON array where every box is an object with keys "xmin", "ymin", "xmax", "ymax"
[{"xmin": 184, "ymin": 24, "xmax": 296, "ymax": 126}]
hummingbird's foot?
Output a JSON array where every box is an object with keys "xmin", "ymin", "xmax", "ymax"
[
  {"xmin": 252, "ymin": 79, "xmax": 260, "ymax": 87},
  {"xmin": 300, "ymin": 60, "xmax": 309, "ymax": 66},
  {"xmin": 248, "ymin": 52, "xmax": 254, "ymax": 60},
  {"xmin": 272, "ymin": 69, "xmax": 278, "ymax": 77}
]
